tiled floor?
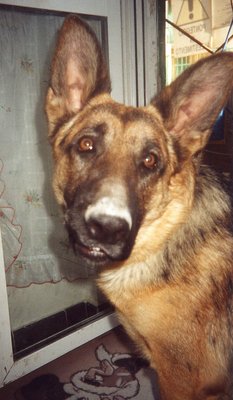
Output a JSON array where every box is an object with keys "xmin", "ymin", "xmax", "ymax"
[{"xmin": 0, "ymin": 327, "xmax": 159, "ymax": 399}]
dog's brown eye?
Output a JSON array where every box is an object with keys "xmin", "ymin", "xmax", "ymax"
[
  {"xmin": 143, "ymin": 152, "xmax": 158, "ymax": 170},
  {"xmin": 78, "ymin": 137, "xmax": 94, "ymax": 152}
]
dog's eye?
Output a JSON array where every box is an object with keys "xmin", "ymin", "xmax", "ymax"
[
  {"xmin": 78, "ymin": 136, "xmax": 94, "ymax": 152},
  {"xmin": 143, "ymin": 152, "xmax": 158, "ymax": 170}
]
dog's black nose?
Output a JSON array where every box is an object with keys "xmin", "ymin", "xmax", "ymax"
[{"xmin": 87, "ymin": 214, "xmax": 130, "ymax": 244}]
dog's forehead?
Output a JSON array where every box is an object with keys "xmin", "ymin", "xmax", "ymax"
[
  {"xmin": 81, "ymin": 98, "xmax": 165, "ymax": 141},
  {"xmin": 58, "ymin": 96, "xmax": 168, "ymax": 154}
]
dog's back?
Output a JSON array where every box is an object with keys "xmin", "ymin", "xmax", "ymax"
[{"xmin": 46, "ymin": 16, "xmax": 233, "ymax": 400}]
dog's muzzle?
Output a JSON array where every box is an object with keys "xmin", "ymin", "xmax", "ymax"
[{"xmin": 65, "ymin": 194, "xmax": 134, "ymax": 265}]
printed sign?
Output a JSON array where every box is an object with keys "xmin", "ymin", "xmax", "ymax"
[
  {"xmin": 172, "ymin": 0, "xmax": 211, "ymax": 57},
  {"xmin": 212, "ymin": 0, "xmax": 232, "ymax": 29}
]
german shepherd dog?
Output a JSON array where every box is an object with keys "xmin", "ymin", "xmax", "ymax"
[{"xmin": 46, "ymin": 15, "xmax": 233, "ymax": 400}]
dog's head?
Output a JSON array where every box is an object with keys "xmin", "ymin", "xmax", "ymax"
[{"xmin": 46, "ymin": 15, "xmax": 233, "ymax": 268}]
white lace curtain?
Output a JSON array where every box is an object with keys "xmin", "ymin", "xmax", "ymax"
[{"xmin": 0, "ymin": 8, "xmax": 99, "ymax": 287}]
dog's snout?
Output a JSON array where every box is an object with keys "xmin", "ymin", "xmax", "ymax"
[
  {"xmin": 87, "ymin": 214, "xmax": 130, "ymax": 244},
  {"xmin": 84, "ymin": 195, "xmax": 132, "ymax": 246}
]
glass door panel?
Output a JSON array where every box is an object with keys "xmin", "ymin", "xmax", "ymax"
[{"xmin": 0, "ymin": 0, "xmax": 124, "ymax": 385}]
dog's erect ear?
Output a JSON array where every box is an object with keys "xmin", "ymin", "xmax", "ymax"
[
  {"xmin": 153, "ymin": 53, "xmax": 233, "ymax": 157},
  {"xmin": 46, "ymin": 15, "xmax": 111, "ymax": 135}
]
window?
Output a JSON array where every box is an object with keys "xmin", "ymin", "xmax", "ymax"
[{"xmin": 166, "ymin": 0, "xmax": 233, "ymax": 173}]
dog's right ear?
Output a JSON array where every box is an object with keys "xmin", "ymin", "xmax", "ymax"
[{"xmin": 46, "ymin": 15, "xmax": 111, "ymax": 136}]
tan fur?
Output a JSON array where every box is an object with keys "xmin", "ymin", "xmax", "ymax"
[{"xmin": 46, "ymin": 15, "xmax": 233, "ymax": 400}]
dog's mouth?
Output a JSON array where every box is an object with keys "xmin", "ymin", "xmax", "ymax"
[
  {"xmin": 66, "ymin": 221, "xmax": 133, "ymax": 266},
  {"xmin": 76, "ymin": 242, "xmax": 110, "ymax": 263}
]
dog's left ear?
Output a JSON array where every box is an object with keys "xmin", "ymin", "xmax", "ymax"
[
  {"xmin": 153, "ymin": 53, "xmax": 233, "ymax": 157},
  {"xmin": 46, "ymin": 15, "xmax": 111, "ymax": 136}
]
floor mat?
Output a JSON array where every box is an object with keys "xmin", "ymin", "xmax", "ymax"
[{"xmin": 0, "ymin": 327, "xmax": 159, "ymax": 399}]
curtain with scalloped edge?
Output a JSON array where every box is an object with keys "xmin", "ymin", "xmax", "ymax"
[{"xmin": 0, "ymin": 8, "xmax": 101, "ymax": 287}]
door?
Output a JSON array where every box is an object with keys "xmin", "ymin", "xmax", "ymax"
[
  {"xmin": 0, "ymin": 0, "xmax": 163, "ymax": 387},
  {"xmin": 0, "ymin": 0, "xmax": 130, "ymax": 386}
]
